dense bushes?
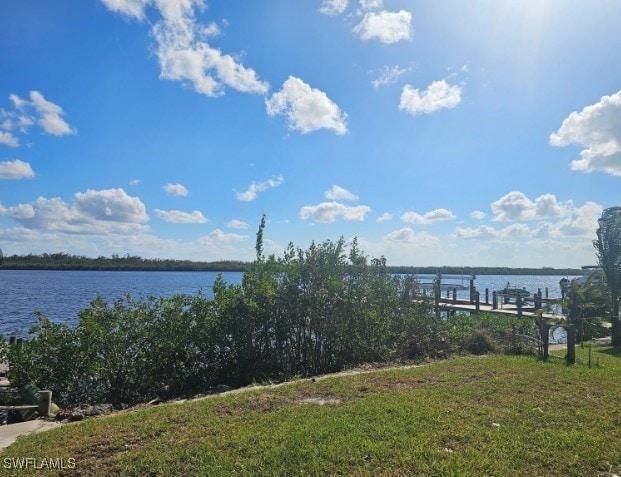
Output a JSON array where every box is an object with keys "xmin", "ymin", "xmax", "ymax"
[
  {"xmin": 4, "ymin": 222, "xmax": 443, "ymax": 406},
  {"xmin": 2, "ymin": 220, "xmax": 537, "ymax": 407}
]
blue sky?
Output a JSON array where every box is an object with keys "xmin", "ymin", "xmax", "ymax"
[{"xmin": 1, "ymin": 0, "xmax": 619, "ymax": 267}]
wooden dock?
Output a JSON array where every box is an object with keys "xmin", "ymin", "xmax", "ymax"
[{"xmin": 434, "ymin": 297, "xmax": 565, "ymax": 321}]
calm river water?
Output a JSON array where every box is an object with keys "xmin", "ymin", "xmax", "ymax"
[{"xmin": 0, "ymin": 270, "xmax": 576, "ymax": 338}]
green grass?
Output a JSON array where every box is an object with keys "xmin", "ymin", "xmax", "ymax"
[{"xmin": 2, "ymin": 351, "xmax": 621, "ymax": 476}]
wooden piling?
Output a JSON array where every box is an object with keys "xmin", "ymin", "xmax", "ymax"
[
  {"xmin": 38, "ymin": 391, "xmax": 52, "ymax": 417},
  {"xmin": 566, "ymin": 324, "xmax": 576, "ymax": 365},
  {"xmin": 492, "ymin": 291, "xmax": 498, "ymax": 309}
]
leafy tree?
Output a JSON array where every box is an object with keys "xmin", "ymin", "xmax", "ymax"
[{"xmin": 594, "ymin": 207, "xmax": 621, "ymax": 346}]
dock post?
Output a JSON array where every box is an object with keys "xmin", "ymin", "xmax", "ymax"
[
  {"xmin": 516, "ymin": 294, "xmax": 523, "ymax": 318},
  {"xmin": 452, "ymin": 288, "xmax": 457, "ymax": 304},
  {"xmin": 38, "ymin": 391, "xmax": 52, "ymax": 417},
  {"xmin": 492, "ymin": 291, "xmax": 498, "ymax": 309},
  {"xmin": 475, "ymin": 291, "xmax": 480, "ymax": 314},
  {"xmin": 566, "ymin": 324, "xmax": 576, "ymax": 365},
  {"xmin": 485, "ymin": 288, "xmax": 489, "ymax": 305},
  {"xmin": 545, "ymin": 287, "xmax": 548, "ymax": 299},
  {"xmin": 539, "ymin": 318, "xmax": 550, "ymax": 359}
]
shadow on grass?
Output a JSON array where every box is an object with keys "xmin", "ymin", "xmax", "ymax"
[{"xmin": 598, "ymin": 346, "xmax": 621, "ymax": 357}]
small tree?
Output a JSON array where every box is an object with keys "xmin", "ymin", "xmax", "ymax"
[{"xmin": 593, "ymin": 207, "xmax": 621, "ymax": 346}]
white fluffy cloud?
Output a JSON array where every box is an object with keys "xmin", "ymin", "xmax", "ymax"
[
  {"xmin": 377, "ymin": 212, "xmax": 393, "ymax": 222},
  {"xmin": 28, "ymin": 91, "xmax": 76, "ymax": 136},
  {"xmin": 359, "ymin": 0, "xmax": 383, "ymax": 10},
  {"xmin": 452, "ymin": 224, "xmax": 529, "ymax": 241},
  {"xmin": 471, "ymin": 210, "xmax": 486, "ymax": 220},
  {"xmin": 324, "ymin": 185, "xmax": 358, "ymax": 201},
  {"xmin": 0, "ymin": 188, "xmax": 148, "ymax": 234},
  {"xmin": 384, "ymin": 227, "xmax": 439, "ymax": 246},
  {"xmin": 227, "ymin": 219, "xmax": 249, "ymax": 229},
  {"xmin": 455, "ymin": 201, "xmax": 602, "ymax": 241},
  {"xmin": 2, "ymin": 91, "xmax": 75, "ymax": 138},
  {"xmin": 198, "ymin": 228, "xmax": 248, "ymax": 246},
  {"xmin": 154, "ymin": 209, "xmax": 207, "ymax": 223},
  {"xmin": 299, "ymin": 201, "xmax": 371, "ymax": 223},
  {"xmin": 163, "ymin": 183, "xmax": 189, "ymax": 197},
  {"xmin": 491, "ymin": 191, "xmax": 570, "ymax": 222},
  {"xmin": 400, "ymin": 208, "xmax": 455, "ymax": 224},
  {"xmin": 354, "ymin": 10, "xmax": 412, "ymax": 44},
  {"xmin": 0, "ymin": 159, "xmax": 35, "ymax": 179},
  {"xmin": 319, "ymin": 0, "xmax": 348, "ymax": 15},
  {"xmin": 266, "ymin": 76, "xmax": 348, "ymax": 135},
  {"xmin": 236, "ymin": 174, "xmax": 284, "ymax": 202},
  {"xmin": 0, "ymin": 131, "xmax": 19, "ymax": 147},
  {"xmin": 102, "ymin": 0, "xmax": 268, "ymax": 97},
  {"xmin": 399, "ymin": 80, "xmax": 463, "ymax": 115},
  {"xmin": 550, "ymin": 90, "xmax": 621, "ymax": 176}
]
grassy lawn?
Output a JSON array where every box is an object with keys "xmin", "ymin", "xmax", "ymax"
[{"xmin": 1, "ymin": 350, "xmax": 621, "ymax": 476}]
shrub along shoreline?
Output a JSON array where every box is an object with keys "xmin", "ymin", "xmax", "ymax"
[{"xmin": 1, "ymin": 220, "xmax": 537, "ymax": 408}]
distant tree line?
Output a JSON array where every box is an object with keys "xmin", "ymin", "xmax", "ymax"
[
  {"xmin": 0, "ymin": 252, "xmax": 581, "ymax": 275},
  {"xmin": 0, "ymin": 252, "xmax": 248, "ymax": 272},
  {"xmin": 388, "ymin": 265, "xmax": 583, "ymax": 276}
]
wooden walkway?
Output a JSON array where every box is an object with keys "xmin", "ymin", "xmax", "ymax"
[{"xmin": 435, "ymin": 298, "xmax": 565, "ymax": 321}]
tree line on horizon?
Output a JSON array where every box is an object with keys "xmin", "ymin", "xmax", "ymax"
[{"xmin": 0, "ymin": 251, "xmax": 582, "ymax": 276}]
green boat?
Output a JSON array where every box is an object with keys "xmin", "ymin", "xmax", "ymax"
[{"xmin": 496, "ymin": 287, "xmax": 531, "ymax": 298}]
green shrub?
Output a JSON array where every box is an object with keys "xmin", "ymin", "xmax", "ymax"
[{"xmin": 7, "ymin": 222, "xmax": 442, "ymax": 406}]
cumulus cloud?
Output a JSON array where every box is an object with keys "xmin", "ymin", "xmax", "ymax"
[
  {"xmin": 163, "ymin": 183, "xmax": 189, "ymax": 197},
  {"xmin": 28, "ymin": 91, "xmax": 76, "ymax": 136},
  {"xmin": 0, "ymin": 188, "xmax": 148, "ymax": 235},
  {"xmin": 549, "ymin": 90, "xmax": 621, "ymax": 176},
  {"xmin": 198, "ymin": 228, "xmax": 248, "ymax": 246},
  {"xmin": 227, "ymin": 219, "xmax": 249, "ymax": 229},
  {"xmin": 544, "ymin": 202, "xmax": 603, "ymax": 238},
  {"xmin": 400, "ymin": 208, "xmax": 456, "ymax": 224},
  {"xmin": 454, "ymin": 201, "xmax": 602, "ymax": 241},
  {"xmin": 377, "ymin": 212, "xmax": 393, "ymax": 223},
  {"xmin": 324, "ymin": 185, "xmax": 358, "ymax": 201},
  {"xmin": 299, "ymin": 201, "xmax": 371, "ymax": 223},
  {"xmin": 2, "ymin": 91, "xmax": 75, "ymax": 139},
  {"xmin": 359, "ymin": 0, "xmax": 383, "ymax": 10},
  {"xmin": 399, "ymin": 80, "xmax": 463, "ymax": 116},
  {"xmin": 453, "ymin": 223, "xmax": 530, "ymax": 241},
  {"xmin": 266, "ymin": 76, "xmax": 348, "ymax": 135},
  {"xmin": 0, "ymin": 131, "xmax": 19, "ymax": 147},
  {"xmin": 0, "ymin": 159, "xmax": 35, "ymax": 179},
  {"xmin": 102, "ymin": 0, "xmax": 268, "ymax": 97},
  {"xmin": 154, "ymin": 209, "xmax": 207, "ymax": 223},
  {"xmin": 491, "ymin": 191, "xmax": 570, "ymax": 222},
  {"xmin": 471, "ymin": 210, "xmax": 486, "ymax": 220},
  {"xmin": 371, "ymin": 64, "xmax": 408, "ymax": 89},
  {"xmin": 384, "ymin": 227, "xmax": 439, "ymax": 246},
  {"xmin": 236, "ymin": 174, "xmax": 284, "ymax": 202},
  {"xmin": 319, "ymin": 0, "xmax": 348, "ymax": 15},
  {"xmin": 354, "ymin": 10, "xmax": 412, "ymax": 44},
  {"xmin": 100, "ymin": 0, "xmax": 150, "ymax": 20}
]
